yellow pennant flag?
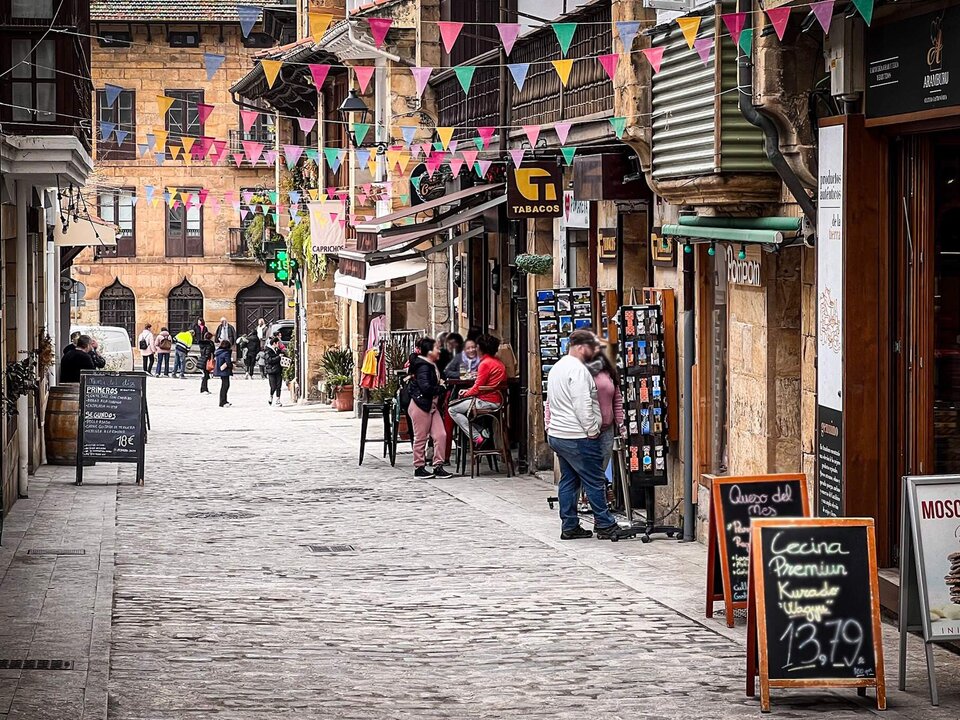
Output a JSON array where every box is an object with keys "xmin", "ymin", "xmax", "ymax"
[
  {"xmin": 181, "ymin": 137, "xmax": 196, "ymax": 154},
  {"xmin": 397, "ymin": 151, "xmax": 411, "ymax": 174},
  {"xmin": 156, "ymin": 95, "xmax": 175, "ymax": 116},
  {"xmin": 182, "ymin": 151, "xmax": 192, "ymax": 166},
  {"xmin": 386, "ymin": 147, "xmax": 403, "ymax": 170},
  {"xmin": 552, "ymin": 59, "xmax": 574, "ymax": 87},
  {"xmin": 308, "ymin": 12, "xmax": 333, "ymax": 42},
  {"xmin": 436, "ymin": 127, "xmax": 454, "ymax": 151},
  {"xmin": 167, "ymin": 188, "xmax": 178, "ymax": 205},
  {"xmin": 676, "ymin": 16, "xmax": 701, "ymax": 49},
  {"xmin": 261, "ymin": 60, "xmax": 283, "ymax": 89},
  {"xmin": 169, "ymin": 145, "xmax": 182, "ymax": 160},
  {"xmin": 319, "ymin": 193, "xmax": 328, "ymax": 202},
  {"xmin": 153, "ymin": 129, "xmax": 168, "ymax": 150},
  {"xmin": 317, "ymin": 209, "xmax": 329, "ymax": 225},
  {"xmin": 307, "ymin": 188, "xmax": 319, "ymax": 201},
  {"xmin": 367, "ymin": 154, "xmax": 378, "ymax": 175}
]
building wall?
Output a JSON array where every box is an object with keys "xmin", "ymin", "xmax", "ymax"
[{"xmin": 74, "ymin": 24, "xmax": 278, "ymax": 334}]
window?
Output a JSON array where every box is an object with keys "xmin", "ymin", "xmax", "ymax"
[
  {"xmin": 98, "ymin": 31, "xmax": 133, "ymax": 48},
  {"xmin": 164, "ymin": 90, "xmax": 203, "ymax": 152},
  {"xmin": 169, "ymin": 31, "xmax": 200, "ymax": 48},
  {"xmin": 167, "ymin": 280, "xmax": 203, "ymax": 334},
  {"xmin": 10, "ymin": 38, "xmax": 56, "ymax": 123},
  {"xmin": 99, "ymin": 279, "xmax": 136, "ymax": 340},
  {"xmin": 97, "ymin": 90, "xmax": 136, "ymax": 160},
  {"xmin": 165, "ymin": 190, "xmax": 203, "ymax": 257},
  {"xmin": 97, "ymin": 189, "xmax": 136, "ymax": 258},
  {"xmin": 241, "ymin": 110, "xmax": 275, "ymax": 144},
  {"xmin": 12, "ymin": 0, "xmax": 53, "ymax": 18}
]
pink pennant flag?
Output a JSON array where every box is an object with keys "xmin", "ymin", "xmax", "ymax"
[
  {"xmin": 411, "ymin": 67, "xmax": 433, "ymax": 98},
  {"xmin": 284, "ymin": 145, "xmax": 304, "ymax": 167},
  {"xmin": 426, "ymin": 151, "xmax": 445, "ymax": 176},
  {"xmin": 522, "ymin": 125, "xmax": 541, "ymax": 147},
  {"xmin": 475, "ymin": 159, "xmax": 492, "ymax": 178},
  {"xmin": 198, "ymin": 188, "xmax": 209, "ymax": 205},
  {"xmin": 307, "ymin": 64, "xmax": 330, "ymax": 92},
  {"xmin": 449, "ymin": 157, "xmax": 464, "ymax": 176},
  {"xmin": 339, "ymin": 219, "xmax": 347, "ymax": 230},
  {"xmin": 297, "ymin": 117, "xmax": 317, "ymax": 134},
  {"xmin": 209, "ymin": 196, "xmax": 221, "ymax": 213},
  {"xmin": 224, "ymin": 191, "xmax": 235, "ymax": 205},
  {"xmin": 210, "ymin": 139, "xmax": 227, "ymax": 164},
  {"xmin": 327, "ymin": 186, "xmax": 337, "ymax": 198},
  {"xmin": 642, "ymin": 47, "xmax": 666, "ymax": 74},
  {"xmin": 241, "ymin": 140, "xmax": 264, "ymax": 164},
  {"xmin": 367, "ymin": 18, "xmax": 393, "ymax": 49},
  {"xmin": 721, "ymin": 12, "xmax": 747, "ymax": 46},
  {"xmin": 598, "ymin": 53, "xmax": 618, "ymax": 82},
  {"xmin": 438, "ymin": 21, "xmax": 463, "ymax": 54},
  {"xmin": 418, "ymin": 143, "xmax": 432, "ymax": 159},
  {"xmin": 354, "ymin": 65, "xmax": 376, "ymax": 93},
  {"xmin": 232, "ymin": 153, "xmax": 245, "ymax": 168},
  {"xmin": 240, "ymin": 109, "xmax": 260, "ymax": 133},
  {"xmin": 509, "ymin": 148, "xmax": 525, "ymax": 167},
  {"xmin": 496, "ymin": 23, "xmax": 521, "ymax": 56},
  {"xmin": 554, "ymin": 122, "xmax": 572, "ymax": 145},
  {"xmin": 356, "ymin": 194, "xmax": 367, "ymax": 205},
  {"xmin": 477, "ymin": 126, "xmax": 495, "ymax": 149},
  {"xmin": 264, "ymin": 150, "xmax": 277, "ymax": 166},
  {"xmin": 811, "ymin": 0, "xmax": 835, "ymax": 34},
  {"xmin": 766, "ymin": 6, "xmax": 791, "ymax": 40},
  {"xmin": 409, "ymin": 144, "xmax": 421, "ymax": 160},
  {"xmin": 460, "ymin": 149, "xmax": 478, "ymax": 170},
  {"xmin": 197, "ymin": 103, "xmax": 214, "ymax": 125}
]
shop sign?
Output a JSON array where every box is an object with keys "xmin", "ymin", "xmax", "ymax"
[
  {"xmin": 725, "ymin": 246, "xmax": 762, "ymax": 286},
  {"xmin": 650, "ymin": 229, "xmax": 676, "ymax": 267},
  {"xmin": 559, "ymin": 191, "xmax": 590, "ymax": 230},
  {"xmin": 507, "ymin": 163, "xmax": 563, "ymax": 219},
  {"xmin": 598, "ymin": 228, "xmax": 617, "ymax": 262},
  {"xmin": 866, "ymin": 6, "xmax": 960, "ymax": 119},
  {"xmin": 308, "ymin": 200, "xmax": 346, "ymax": 253}
]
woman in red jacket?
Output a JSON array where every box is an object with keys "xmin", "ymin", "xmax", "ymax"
[{"xmin": 448, "ymin": 334, "xmax": 506, "ymax": 449}]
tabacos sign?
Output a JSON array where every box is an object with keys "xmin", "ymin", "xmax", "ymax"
[{"xmin": 507, "ymin": 163, "xmax": 563, "ymax": 219}]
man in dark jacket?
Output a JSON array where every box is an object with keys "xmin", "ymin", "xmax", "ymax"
[
  {"xmin": 60, "ymin": 335, "xmax": 96, "ymax": 383},
  {"xmin": 215, "ymin": 317, "xmax": 236, "ymax": 346}
]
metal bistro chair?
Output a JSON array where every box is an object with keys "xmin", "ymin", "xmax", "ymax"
[
  {"xmin": 465, "ymin": 386, "xmax": 514, "ymax": 478},
  {"xmin": 358, "ymin": 400, "xmax": 396, "ymax": 466}
]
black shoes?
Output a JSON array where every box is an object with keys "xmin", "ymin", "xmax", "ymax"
[
  {"xmin": 414, "ymin": 466, "xmax": 434, "ymax": 478},
  {"xmin": 560, "ymin": 526, "xmax": 593, "ymax": 540},
  {"xmin": 595, "ymin": 523, "xmax": 627, "ymax": 541},
  {"xmin": 432, "ymin": 466, "xmax": 453, "ymax": 479}
]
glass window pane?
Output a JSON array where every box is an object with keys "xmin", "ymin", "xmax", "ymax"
[
  {"xmin": 35, "ymin": 40, "xmax": 55, "ymax": 78},
  {"xmin": 36, "ymin": 83, "xmax": 55, "ymax": 121},
  {"xmin": 168, "ymin": 206, "xmax": 183, "ymax": 231},
  {"xmin": 11, "ymin": 40, "xmax": 32, "ymax": 79},
  {"xmin": 186, "ymin": 205, "xmax": 201, "ymax": 231},
  {"xmin": 11, "ymin": 84, "xmax": 31, "ymax": 120},
  {"xmin": 12, "ymin": 0, "xmax": 53, "ymax": 17},
  {"xmin": 99, "ymin": 194, "xmax": 115, "ymax": 223}
]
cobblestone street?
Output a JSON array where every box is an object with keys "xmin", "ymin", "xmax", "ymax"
[{"xmin": 0, "ymin": 377, "xmax": 959, "ymax": 719}]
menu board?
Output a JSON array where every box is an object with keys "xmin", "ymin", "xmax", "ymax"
[
  {"xmin": 706, "ymin": 474, "xmax": 809, "ymax": 626},
  {"xmin": 77, "ymin": 372, "xmax": 146, "ymax": 485},
  {"xmin": 747, "ymin": 518, "xmax": 886, "ymax": 712},
  {"xmin": 535, "ymin": 287, "xmax": 594, "ymax": 395}
]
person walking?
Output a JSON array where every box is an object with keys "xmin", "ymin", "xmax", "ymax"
[
  {"xmin": 153, "ymin": 328, "xmax": 173, "ymax": 377},
  {"xmin": 263, "ymin": 339, "xmax": 284, "ymax": 406},
  {"xmin": 213, "ymin": 340, "xmax": 234, "ymax": 407},
  {"xmin": 407, "ymin": 337, "xmax": 452, "ymax": 479},
  {"xmin": 447, "ymin": 334, "xmax": 506, "ymax": 449},
  {"xmin": 60, "ymin": 335, "xmax": 96, "ymax": 383},
  {"xmin": 256, "ymin": 318, "xmax": 268, "ymax": 345},
  {"xmin": 137, "ymin": 324, "xmax": 155, "ymax": 373},
  {"xmin": 215, "ymin": 317, "xmax": 236, "ymax": 352},
  {"xmin": 242, "ymin": 330, "xmax": 260, "ymax": 379},
  {"xmin": 197, "ymin": 331, "xmax": 215, "ymax": 394},
  {"xmin": 588, "ymin": 346, "xmax": 625, "ymax": 472},
  {"xmin": 191, "ymin": 317, "xmax": 208, "ymax": 342},
  {"xmin": 172, "ymin": 330, "xmax": 193, "ymax": 379},
  {"xmin": 546, "ymin": 329, "xmax": 624, "ymax": 541}
]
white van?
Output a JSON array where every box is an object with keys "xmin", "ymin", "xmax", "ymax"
[{"xmin": 70, "ymin": 325, "xmax": 135, "ymax": 372}]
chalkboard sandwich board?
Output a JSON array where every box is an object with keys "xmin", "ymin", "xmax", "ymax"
[
  {"xmin": 706, "ymin": 474, "xmax": 809, "ymax": 627},
  {"xmin": 745, "ymin": 517, "xmax": 886, "ymax": 712},
  {"xmin": 77, "ymin": 371, "xmax": 147, "ymax": 486},
  {"xmin": 898, "ymin": 474, "xmax": 960, "ymax": 706}
]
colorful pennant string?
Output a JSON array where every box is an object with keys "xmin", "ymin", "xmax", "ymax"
[
  {"xmin": 203, "ymin": 53, "xmax": 225, "ymax": 81},
  {"xmin": 367, "ymin": 18, "xmax": 393, "ymax": 49},
  {"xmin": 496, "ymin": 23, "xmax": 520, "ymax": 56},
  {"xmin": 454, "ymin": 66, "xmax": 476, "ymax": 94},
  {"xmin": 508, "ymin": 63, "xmax": 530, "ymax": 92}
]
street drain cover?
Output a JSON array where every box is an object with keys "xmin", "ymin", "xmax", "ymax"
[
  {"xmin": 0, "ymin": 659, "xmax": 74, "ymax": 670},
  {"xmin": 185, "ymin": 511, "xmax": 258, "ymax": 520},
  {"xmin": 26, "ymin": 549, "xmax": 85, "ymax": 556},
  {"xmin": 299, "ymin": 487, "xmax": 364, "ymax": 494},
  {"xmin": 305, "ymin": 544, "xmax": 357, "ymax": 554}
]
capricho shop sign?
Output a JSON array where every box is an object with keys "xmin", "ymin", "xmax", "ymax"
[{"xmin": 507, "ymin": 163, "xmax": 563, "ymax": 219}]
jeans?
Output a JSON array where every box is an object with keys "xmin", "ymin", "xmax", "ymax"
[
  {"xmin": 173, "ymin": 349, "xmax": 186, "ymax": 377},
  {"xmin": 142, "ymin": 354, "xmax": 154, "ymax": 373},
  {"xmin": 154, "ymin": 353, "xmax": 170, "ymax": 376},
  {"xmin": 219, "ymin": 376, "xmax": 231, "ymax": 406},
  {"xmin": 448, "ymin": 397, "xmax": 499, "ymax": 443},
  {"xmin": 548, "ymin": 435, "xmax": 617, "ymax": 532},
  {"xmin": 598, "ymin": 426, "xmax": 615, "ymax": 475},
  {"xmin": 408, "ymin": 401, "xmax": 447, "ymax": 468},
  {"xmin": 268, "ymin": 372, "xmax": 282, "ymax": 399},
  {"xmin": 200, "ymin": 369, "xmax": 210, "ymax": 393}
]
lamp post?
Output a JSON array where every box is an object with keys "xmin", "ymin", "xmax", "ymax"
[{"xmin": 338, "ymin": 90, "xmax": 389, "ymax": 155}]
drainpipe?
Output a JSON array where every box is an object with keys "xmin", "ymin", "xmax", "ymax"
[
  {"xmin": 16, "ymin": 182, "xmax": 29, "ymax": 498},
  {"xmin": 681, "ymin": 248, "xmax": 695, "ymax": 540},
  {"xmin": 736, "ymin": 0, "xmax": 817, "ymax": 228}
]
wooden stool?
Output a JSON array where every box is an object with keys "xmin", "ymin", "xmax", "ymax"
[
  {"xmin": 466, "ymin": 387, "xmax": 514, "ymax": 478},
  {"xmin": 359, "ymin": 401, "xmax": 395, "ymax": 466}
]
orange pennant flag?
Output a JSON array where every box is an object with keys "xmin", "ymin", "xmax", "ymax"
[
  {"xmin": 386, "ymin": 147, "xmax": 403, "ymax": 170},
  {"xmin": 552, "ymin": 59, "xmax": 574, "ymax": 86},
  {"xmin": 261, "ymin": 60, "xmax": 283, "ymax": 89},
  {"xmin": 367, "ymin": 154, "xmax": 378, "ymax": 175},
  {"xmin": 308, "ymin": 12, "xmax": 333, "ymax": 42},
  {"xmin": 152, "ymin": 129, "xmax": 168, "ymax": 150},
  {"xmin": 676, "ymin": 17, "xmax": 701, "ymax": 49},
  {"xmin": 397, "ymin": 151, "xmax": 411, "ymax": 174},
  {"xmin": 181, "ymin": 137, "xmax": 196, "ymax": 154},
  {"xmin": 436, "ymin": 127, "xmax": 454, "ymax": 150},
  {"xmin": 308, "ymin": 188, "xmax": 319, "ymax": 201},
  {"xmin": 156, "ymin": 95, "xmax": 175, "ymax": 116},
  {"xmin": 169, "ymin": 145, "xmax": 182, "ymax": 160}
]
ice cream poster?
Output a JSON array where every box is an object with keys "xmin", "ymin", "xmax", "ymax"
[{"xmin": 912, "ymin": 481, "xmax": 960, "ymax": 639}]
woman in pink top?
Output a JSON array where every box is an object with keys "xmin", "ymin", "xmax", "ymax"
[{"xmin": 587, "ymin": 347, "xmax": 624, "ymax": 470}]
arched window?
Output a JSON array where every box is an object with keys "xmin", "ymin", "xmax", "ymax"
[
  {"xmin": 167, "ymin": 279, "xmax": 203, "ymax": 334},
  {"xmin": 99, "ymin": 279, "xmax": 135, "ymax": 340}
]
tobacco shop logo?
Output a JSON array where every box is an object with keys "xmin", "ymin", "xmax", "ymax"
[
  {"xmin": 507, "ymin": 163, "xmax": 562, "ymax": 219},
  {"xmin": 923, "ymin": 14, "xmax": 949, "ymax": 91}
]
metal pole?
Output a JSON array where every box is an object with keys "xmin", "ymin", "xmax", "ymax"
[
  {"xmin": 16, "ymin": 182, "xmax": 29, "ymax": 498},
  {"xmin": 682, "ymin": 249, "xmax": 695, "ymax": 540}
]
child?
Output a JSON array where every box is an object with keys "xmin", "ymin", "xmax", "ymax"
[{"xmin": 256, "ymin": 349, "xmax": 267, "ymax": 378}]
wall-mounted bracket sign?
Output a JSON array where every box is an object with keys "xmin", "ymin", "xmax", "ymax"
[
  {"xmin": 76, "ymin": 371, "xmax": 147, "ymax": 486},
  {"xmin": 507, "ymin": 163, "xmax": 563, "ymax": 219},
  {"xmin": 705, "ymin": 474, "xmax": 810, "ymax": 628},
  {"xmin": 746, "ymin": 518, "xmax": 886, "ymax": 713},
  {"xmin": 898, "ymin": 475, "xmax": 960, "ymax": 706}
]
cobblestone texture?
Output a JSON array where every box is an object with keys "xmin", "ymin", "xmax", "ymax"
[{"xmin": 1, "ymin": 376, "xmax": 959, "ymax": 718}]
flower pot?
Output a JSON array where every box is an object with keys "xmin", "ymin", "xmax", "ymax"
[{"xmin": 333, "ymin": 385, "xmax": 354, "ymax": 412}]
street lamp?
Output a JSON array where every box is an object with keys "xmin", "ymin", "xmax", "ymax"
[{"xmin": 338, "ymin": 90, "xmax": 389, "ymax": 155}]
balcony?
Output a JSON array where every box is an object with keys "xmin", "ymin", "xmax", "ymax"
[
  {"xmin": 228, "ymin": 128, "xmax": 276, "ymax": 166},
  {"xmin": 229, "ymin": 227, "xmax": 258, "ymax": 262}
]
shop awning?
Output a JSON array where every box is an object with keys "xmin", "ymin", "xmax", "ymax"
[
  {"xmin": 355, "ymin": 183, "xmax": 504, "ymax": 234},
  {"xmin": 661, "ymin": 216, "xmax": 803, "ymax": 248},
  {"xmin": 333, "ymin": 258, "xmax": 427, "ymax": 303},
  {"xmin": 54, "ymin": 215, "xmax": 117, "ymax": 248}
]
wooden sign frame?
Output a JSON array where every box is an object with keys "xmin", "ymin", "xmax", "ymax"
[
  {"xmin": 705, "ymin": 473, "xmax": 810, "ymax": 627},
  {"xmin": 76, "ymin": 371, "xmax": 147, "ymax": 486},
  {"xmin": 745, "ymin": 517, "xmax": 886, "ymax": 713}
]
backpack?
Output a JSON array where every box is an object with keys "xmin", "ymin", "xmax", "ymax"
[
  {"xmin": 157, "ymin": 334, "xmax": 172, "ymax": 351},
  {"xmin": 138, "ymin": 337, "xmax": 148, "ymax": 350}
]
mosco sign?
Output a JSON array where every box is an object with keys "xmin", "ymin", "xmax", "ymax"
[
  {"xmin": 507, "ymin": 163, "xmax": 563, "ymax": 219},
  {"xmin": 726, "ymin": 245, "xmax": 762, "ymax": 287}
]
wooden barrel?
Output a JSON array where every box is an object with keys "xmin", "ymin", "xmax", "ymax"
[{"xmin": 45, "ymin": 384, "xmax": 80, "ymax": 465}]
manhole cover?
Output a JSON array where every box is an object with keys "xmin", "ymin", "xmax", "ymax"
[
  {"xmin": 185, "ymin": 511, "xmax": 258, "ymax": 520},
  {"xmin": 305, "ymin": 544, "xmax": 357, "ymax": 554},
  {"xmin": 0, "ymin": 659, "xmax": 74, "ymax": 670},
  {"xmin": 26, "ymin": 549, "xmax": 85, "ymax": 556}
]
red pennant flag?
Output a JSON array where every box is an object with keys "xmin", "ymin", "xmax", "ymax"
[
  {"xmin": 598, "ymin": 53, "xmax": 618, "ymax": 81},
  {"xmin": 642, "ymin": 47, "xmax": 665, "ymax": 74},
  {"xmin": 308, "ymin": 63, "xmax": 330, "ymax": 90},
  {"xmin": 766, "ymin": 6, "xmax": 791, "ymax": 40},
  {"xmin": 721, "ymin": 12, "xmax": 747, "ymax": 46},
  {"xmin": 354, "ymin": 65, "xmax": 375, "ymax": 93},
  {"xmin": 367, "ymin": 18, "xmax": 392, "ymax": 49},
  {"xmin": 477, "ymin": 126, "xmax": 495, "ymax": 149},
  {"xmin": 438, "ymin": 21, "xmax": 463, "ymax": 54}
]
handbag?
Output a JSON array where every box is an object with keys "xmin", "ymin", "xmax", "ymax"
[
  {"xmin": 205, "ymin": 358, "xmax": 215, "ymax": 372},
  {"xmin": 280, "ymin": 356, "xmax": 292, "ymax": 368},
  {"xmin": 138, "ymin": 337, "xmax": 148, "ymax": 350}
]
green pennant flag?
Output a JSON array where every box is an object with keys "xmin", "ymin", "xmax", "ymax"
[
  {"xmin": 433, "ymin": 141, "xmax": 444, "ymax": 151},
  {"xmin": 609, "ymin": 117, "xmax": 626, "ymax": 140},
  {"xmin": 305, "ymin": 148, "xmax": 320, "ymax": 161},
  {"xmin": 411, "ymin": 176, "xmax": 423, "ymax": 192},
  {"xmin": 400, "ymin": 193, "xmax": 410, "ymax": 204},
  {"xmin": 473, "ymin": 137, "xmax": 484, "ymax": 151},
  {"xmin": 738, "ymin": 28, "xmax": 753, "ymax": 56},
  {"xmin": 561, "ymin": 146, "xmax": 577, "ymax": 165},
  {"xmin": 454, "ymin": 65, "xmax": 477, "ymax": 94},
  {"xmin": 354, "ymin": 122, "xmax": 370, "ymax": 146},
  {"xmin": 851, "ymin": 0, "xmax": 873, "ymax": 25},
  {"xmin": 553, "ymin": 23, "xmax": 577, "ymax": 57},
  {"xmin": 268, "ymin": 190, "xmax": 278, "ymax": 204}
]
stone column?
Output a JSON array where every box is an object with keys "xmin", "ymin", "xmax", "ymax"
[{"xmin": 426, "ymin": 251, "xmax": 450, "ymax": 336}]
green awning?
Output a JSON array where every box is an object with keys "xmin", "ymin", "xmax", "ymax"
[{"xmin": 662, "ymin": 216, "xmax": 802, "ymax": 247}]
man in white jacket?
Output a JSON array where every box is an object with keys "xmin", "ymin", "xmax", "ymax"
[{"xmin": 546, "ymin": 329, "xmax": 624, "ymax": 540}]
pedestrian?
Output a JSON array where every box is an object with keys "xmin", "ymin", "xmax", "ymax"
[
  {"xmin": 59, "ymin": 334, "xmax": 96, "ymax": 383},
  {"xmin": 172, "ymin": 329, "xmax": 193, "ymax": 379},
  {"xmin": 256, "ymin": 317, "xmax": 268, "ymax": 345},
  {"xmin": 256, "ymin": 348, "xmax": 267, "ymax": 378},
  {"xmin": 197, "ymin": 331, "xmax": 215, "ymax": 394},
  {"xmin": 137, "ymin": 323, "xmax": 155, "ymax": 373},
  {"xmin": 545, "ymin": 329, "xmax": 625, "ymax": 541},
  {"xmin": 215, "ymin": 317, "xmax": 236, "ymax": 348},
  {"xmin": 447, "ymin": 334, "xmax": 506, "ymax": 449},
  {"xmin": 444, "ymin": 337, "xmax": 480, "ymax": 379},
  {"xmin": 213, "ymin": 340, "xmax": 234, "ymax": 407},
  {"xmin": 89, "ymin": 338, "xmax": 107, "ymax": 370},
  {"xmin": 587, "ymin": 345, "xmax": 625, "ymax": 472},
  {"xmin": 154, "ymin": 327, "xmax": 173, "ymax": 377},
  {"xmin": 191, "ymin": 317, "xmax": 208, "ymax": 342},
  {"xmin": 63, "ymin": 331, "xmax": 81, "ymax": 355},
  {"xmin": 242, "ymin": 330, "xmax": 260, "ymax": 379},
  {"xmin": 407, "ymin": 337, "xmax": 453, "ymax": 479},
  {"xmin": 436, "ymin": 331, "xmax": 452, "ymax": 372},
  {"xmin": 264, "ymin": 339, "xmax": 284, "ymax": 406}
]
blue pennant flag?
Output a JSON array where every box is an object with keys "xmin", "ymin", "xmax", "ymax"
[
  {"xmin": 103, "ymin": 84, "xmax": 123, "ymax": 107},
  {"xmin": 508, "ymin": 63, "xmax": 530, "ymax": 92},
  {"xmin": 291, "ymin": 212, "xmax": 302, "ymax": 225},
  {"xmin": 162, "ymin": 191, "xmax": 172, "ymax": 204},
  {"xmin": 144, "ymin": 185, "xmax": 155, "ymax": 203},
  {"xmin": 615, "ymin": 21, "xmax": 641, "ymax": 51},
  {"xmin": 400, "ymin": 126, "xmax": 417, "ymax": 148},
  {"xmin": 237, "ymin": 5, "xmax": 260, "ymax": 39},
  {"xmin": 114, "ymin": 130, "xmax": 129, "ymax": 146},
  {"xmin": 203, "ymin": 52, "xmax": 226, "ymax": 81},
  {"xmin": 146, "ymin": 133, "xmax": 156, "ymax": 150},
  {"xmin": 99, "ymin": 121, "xmax": 116, "ymax": 140},
  {"xmin": 288, "ymin": 190, "xmax": 301, "ymax": 205},
  {"xmin": 137, "ymin": 143, "xmax": 149, "ymax": 158},
  {"xmin": 355, "ymin": 148, "xmax": 370, "ymax": 169}
]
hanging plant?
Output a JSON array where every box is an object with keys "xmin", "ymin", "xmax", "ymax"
[
  {"xmin": 36, "ymin": 330, "xmax": 54, "ymax": 376},
  {"xmin": 5, "ymin": 353, "xmax": 39, "ymax": 417},
  {"xmin": 515, "ymin": 253, "xmax": 553, "ymax": 276}
]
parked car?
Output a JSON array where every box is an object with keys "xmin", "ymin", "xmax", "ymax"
[
  {"xmin": 268, "ymin": 320, "xmax": 294, "ymax": 343},
  {"xmin": 69, "ymin": 325, "xmax": 134, "ymax": 372}
]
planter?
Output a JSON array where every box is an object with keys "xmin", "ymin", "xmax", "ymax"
[{"xmin": 333, "ymin": 385, "xmax": 354, "ymax": 412}]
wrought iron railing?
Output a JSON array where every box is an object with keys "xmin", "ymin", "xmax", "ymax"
[{"xmin": 229, "ymin": 227, "xmax": 255, "ymax": 261}]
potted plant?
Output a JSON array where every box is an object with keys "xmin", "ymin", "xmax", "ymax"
[
  {"xmin": 514, "ymin": 253, "xmax": 553, "ymax": 275},
  {"xmin": 321, "ymin": 347, "xmax": 354, "ymax": 412}
]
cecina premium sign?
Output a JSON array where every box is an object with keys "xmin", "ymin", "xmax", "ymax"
[
  {"xmin": 507, "ymin": 163, "xmax": 563, "ymax": 219},
  {"xmin": 725, "ymin": 245, "xmax": 762, "ymax": 287}
]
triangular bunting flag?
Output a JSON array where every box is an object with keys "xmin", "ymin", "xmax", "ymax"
[
  {"xmin": 694, "ymin": 36, "xmax": 714, "ymax": 65},
  {"xmin": 156, "ymin": 95, "xmax": 175, "ymax": 115},
  {"xmin": 354, "ymin": 123, "xmax": 371, "ymax": 146},
  {"xmin": 438, "ymin": 21, "xmax": 463, "ymax": 54},
  {"xmin": 400, "ymin": 194, "xmax": 410, "ymax": 204},
  {"xmin": 237, "ymin": 4, "xmax": 259, "ymax": 38},
  {"xmin": 411, "ymin": 175, "xmax": 423, "ymax": 193},
  {"xmin": 137, "ymin": 143, "xmax": 149, "ymax": 157},
  {"xmin": 411, "ymin": 67, "xmax": 432, "ymax": 98},
  {"xmin": 721, "ymin": 13, "xmax": 747, "ymax": 47},
  {"xmin": 477, "ymin": 127, "xmax": 495, "ymax": 149},
  {"xmin": 354, "ymin": 65, "xmax": 375, "ymax": 93},
  {"xmin": 264, "ymin": 149, "xmax": 277, "ymax": 166},
  {"xmin": 308, "ymin": 64, "xmax": 330, "ymax": 90},
  {"xmin": 811, "ymin": 0, "xmax": 835, "ymax": 34},
  {"xmin": 308, "ymin": 12, "xmax": 333, "ymax": 42},
  {"xmin": 240, "ymin": 109, "xmax": 260, "ymax": 132},
  {"xmin": 615, "ymin": 20, "xmax": 641, "ymax": 51},
  {"xmin": 261, "ymin": 59, "xmax": 282, "ymax": 88},
  {"xmin": 509, "ymin": 148, "xmax": 525, "ymax": 167},
  {"xmin": 554, "ymin": 122, "xmax": 572, "ymax": 145},
  {"xmin": 561, "ymin": 146, "xmax": 577, "ymax": 165},
  {"xmin": 323, "ymin": 147, "xmax": 344, "ymax": 173},
  {"xmin": 598, "ymin": 53, "xmax": 618, "ymax": 82},
  {"xmin": 496, "ymin": 23, "xmax": 520, "ymax": 56},
  {"xmin": 305, "ymin": 148, "xmax": 319, "ymax": 162},
  {"xmin": 367, "ymin": 18, "xmax": 392, "ymax": 49},
  {"xmin": 677, "ymin": 17, "xmax": 701, "ymax": 49},
  {"xmin": 155, "ymin": 152, "xmax": 166, "ymax": 166},
  {"xmin": 203, "ymin": 53, "xmax": 225, "ymax": 81},
  {"xmin": 232, "ymin": 153, "xmax": 244, "ymax": 168},
  {"xmin": 298, "ymin": 117, "xmax": 317, "ymax": 134},
  {"xmin": 355, "ymin": 148, "xmax": 371, "ymax": 170},
  {"xmin": 198, "ymin": 188, "xmax": 208, "ymax": 205},
  {"xmin": 153, "ymin": 130, "xmax": 168, "ymax": 149},
  {"xmin": 460, "ymin": 149, "xmax": 478, "ymax": 170},
  {"xmin": 181, "ymin": 136, "xmax": 196, "ymax": 154},
  {"xmin": 852, "ymin": 0, "xmax": 873, "ymax": 25},
  {"xmin": 553, "ymin": 23, "xmax": 577, "ymax": 57},
  {"xmin": 449, "ymin": 157, "xmax": 464, "ymax": 176},
  {"xmin": 454, "ymin": 65, "xmax": 476, "ymax": 94},
  {"xmin": 197, "ymin": 103, "xmax": 214, "ymax": 125},
  {"xmin": 436, "ymin": 127, "xmax": 455, "ymax": 150},
  {"xmin": 508, "ymin": 63, "xmax": 530, "ymax": 92},
  {"xmin": 609, "ymin": 117, "xmax": 626, "ymax": 139},
  {"xmin": 739, "ymin": 28, "xmax": 754, "ymax": 55},
  {"xmin": 146, "ymin": 132, "xmax": 156, "ymax": 149},
  {"xmin": 103, "ymin": 84, "xmax": 123, "ymax": 107},
  {"xmin": 473, "ymin": 137, "xmax": 484, "ymax": 151},
  {"xmin": 99, "ymin": 121, "xmax": 116, "ymax": 139},
  {"xmin": 552, "ymin": 59, "xmax": 574, "ymax": 86},
  {"xmin": 242, "ymin": 140, "xmax": 264, "ymax": 164},
  {"xmin": 170, "ymin": 145, "xmax": 181, "ymax": 160},
  {"xmin": 114, "ymin": 130, "xmax": 128, "ymax": 145},
  {"xmin": 284, "ymin": 145, "xmax": 304, "ymax": 169},
  {"xmin": 475, "ymin": 159, "xmax": 492, "ymax": 178},
  {"xmin": 642, "ymin": 47, "xmax": 665, "ymax": 74},
  {"xmin": 766, "ymin": 6, "xmax": 791, "ymax": 41},
  {"xmin": 400, "ymin": 125, "xmax": 417, "ymax": 148},
  {"xmin": 522, "ymin": 125, "xmax": 541, "ymax": 147}
]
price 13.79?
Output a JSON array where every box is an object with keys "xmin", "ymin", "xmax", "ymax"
[{"xmin": 778, "ymin": 618, "xmax": 866, "ymax": 672}]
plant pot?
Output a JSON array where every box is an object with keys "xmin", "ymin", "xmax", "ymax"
[{"xmin": 333, "ymin": 385, "xmax": 354, "ymax": 412}]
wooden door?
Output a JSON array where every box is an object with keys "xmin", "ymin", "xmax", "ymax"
[{"xmin": 235, "ymin": 279, "xmax": 284, "ymax": 337}]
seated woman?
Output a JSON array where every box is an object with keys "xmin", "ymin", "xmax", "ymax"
[
  {"xmin": 447, "ymin": 334, "xmax": 506, "ymax": 449},
  {"xmin": 444, "ymin": 338, "xmax": 481, "ymax": 379}
]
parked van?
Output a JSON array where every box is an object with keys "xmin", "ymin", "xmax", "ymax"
[{"xmin": 69, "ymin": 325, "xmax": 134, "ymax": 372}]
